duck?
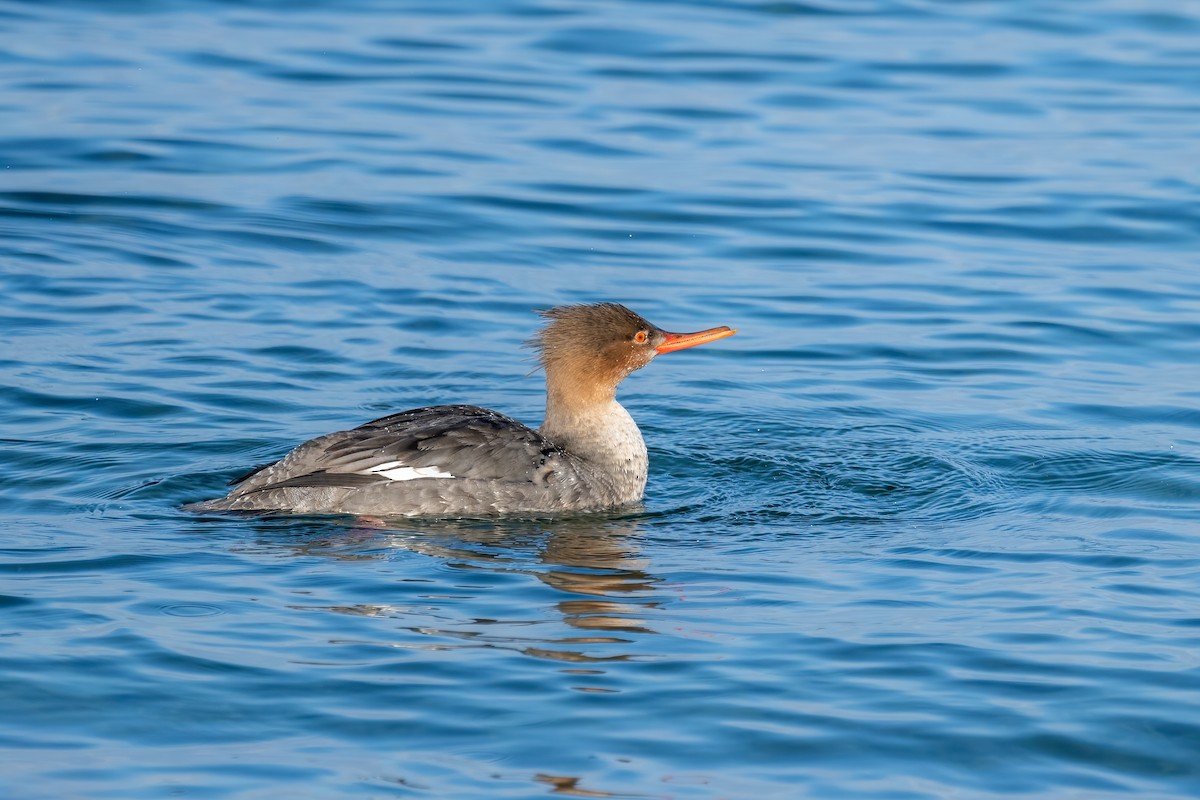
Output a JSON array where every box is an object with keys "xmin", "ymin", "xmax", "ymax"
[{"xmin": 186, "ymin": 303, "xmax": 735, "ymax": 517}]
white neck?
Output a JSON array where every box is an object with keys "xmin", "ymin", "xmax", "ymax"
[{"xmin": 539, "ymin": 397, "xmax": 648, "ymax": 503}]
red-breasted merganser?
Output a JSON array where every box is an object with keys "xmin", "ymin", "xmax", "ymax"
[{"xmin": 186, "ymin": 303, "xmax": 735, "ymax": 517}]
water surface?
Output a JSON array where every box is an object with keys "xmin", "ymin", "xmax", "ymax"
[{"xmin": 2, "ymin": 1, "xmax": 1199, "ymax": 798}]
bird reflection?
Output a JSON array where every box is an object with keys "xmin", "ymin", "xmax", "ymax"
[
  {"xmin": 382, "ymin": 516, "xmax": 660, "ymax": 639},
  {"xmin": 534, "ymin": 773, "xmax": 617, "ymax": 797},
  {"xmin": 252, "ymin": 513, "xmax": 665, "ymax": 665}
]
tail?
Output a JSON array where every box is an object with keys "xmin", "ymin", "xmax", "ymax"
[{"xmin": 182, "ymin": 498, "xmax": 231, "ymax": 513}]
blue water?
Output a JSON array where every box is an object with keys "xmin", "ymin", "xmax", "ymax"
[{"xmin": 3, "ymin": 0, "xmax": 1200, "ymax": 797}]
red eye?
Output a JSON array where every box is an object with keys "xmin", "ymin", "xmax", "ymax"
[{"xmin": 634, "ymin": 330, "xmax": 648, "ymax": 344}]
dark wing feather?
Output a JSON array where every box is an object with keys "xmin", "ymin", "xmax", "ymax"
[
  {"xmin": 231, "ymin": 405, "xmax": 564, "ymax": 495},
  {"xmin": 249, "ymin": 472, "xmax": 385, "ymax": 490}
]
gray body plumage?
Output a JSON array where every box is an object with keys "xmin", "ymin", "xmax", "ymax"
[
  {"xmin": 186, "ymin": 303, "xmax": 731, "ymax": 519},
  {"xmin": 186, "ymin": 403, "xmax": 647, "ymax": 517}
]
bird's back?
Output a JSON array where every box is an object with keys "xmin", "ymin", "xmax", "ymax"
[{"xmin": 186, "ymin": 404, "xmax": 632, "ymax": 517}]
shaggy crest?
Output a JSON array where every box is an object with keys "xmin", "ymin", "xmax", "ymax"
[{"xmin": 526, "ymin": 303, "xmax": 653, "ymax": 368}]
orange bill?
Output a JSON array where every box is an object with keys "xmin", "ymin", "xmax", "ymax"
[{"xmin": 655, "ymin": 326, "xmax": 736, "ymax": 354}]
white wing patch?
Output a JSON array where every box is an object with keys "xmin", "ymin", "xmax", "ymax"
[{"xmin": 367, "ymin": 461, "xmax": 456, "ymax": 481}]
